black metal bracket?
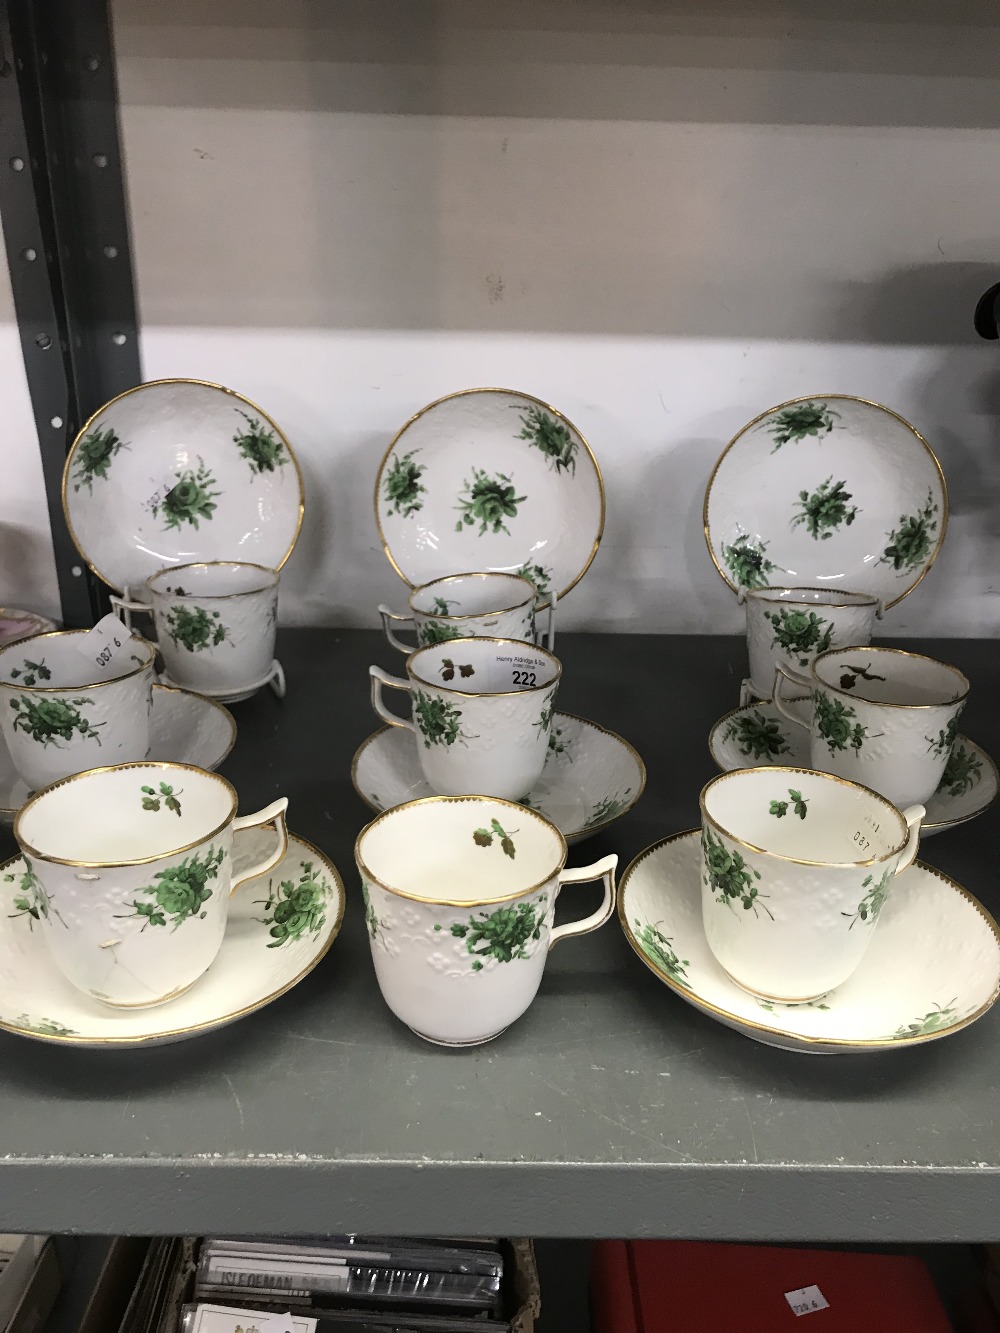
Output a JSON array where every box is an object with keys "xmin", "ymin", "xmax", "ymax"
[{"xmin": 0, "ymin": 0, "xmax": 141, "ymax": 626}]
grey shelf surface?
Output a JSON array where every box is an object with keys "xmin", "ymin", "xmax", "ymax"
[{"xmin": 0, "ymin": 630, "xmax": 998, "ymax": 1242}]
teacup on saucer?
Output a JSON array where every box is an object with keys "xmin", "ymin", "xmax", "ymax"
[{"xmin": 618, "ymin": 830, "xmax": 1000, "ymax": 1053}]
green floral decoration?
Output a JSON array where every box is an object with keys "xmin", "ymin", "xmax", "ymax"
[
  {"xmin": 701, "ymin": 824, "xmax": 772, "ymax": 919},
  {"xmin": 842, "ymin": 866, "xmax": 892, "ymax": 929},
  {"xmin": 790, "ymin": 476, "xmax": 858, "ymax": 541},
  {"xmin": 165, "ymin": 604, "xmax": 228, "ymax": 652},
  {"xmin": 891, "ymin": 1000, "xmax": 958, "ymax": 1040},
  {"xmin": 766, "ymin": 401, "xmax": 840, "ymax": 452},
  {"xmin": 418, "ymin": 620, "xmax": 462, "ymax": 646},
  {"xmin": 7, "ymin": 658, "xmax": 51, "ymax": 687},
  {"xmin": 925, "ymin": 717, "xmax": 959, "ymax": 759},
  {"xmin": 813, "ymin": 689, "xmax": 870, "ymax": 753},
  {"xmin": 722, "ymin": 711, "xmax": 791, "ymax": 761},
  {"xmin": 140, "ymin": 782, "xmax": 182, "ymax": 816},
  {"xmin": 472, "ymin": 818, "xmax": 517, "ymax": 859},
  {"xmin": 412, "ymin": 689, "xmax": 471, "ymax": 747},
  {"xmin": 9, "ymin": 695, "xmax": 104, "ymax": 748},
  {"xmin": 439, "ymin": 657, "xmax": 475, "ymax": 682},
  {"xmin": 878, "ymin": 490, "xmax": 939, "ymax": 573},
  {"xmin": 765, "ymin": 609, "xmax": 833, "ymax": 666},
  {"xmin": 383, "ymin": 449, "xmax": 425, "ymax": 518},
  {"xmin": 757, "ymin": 997, "xmax": 830, "ymax": 1013},
  {"xmin": 721, "ymin": 534, "xmax": 776, "ymax": 591},
  {"xmin": 435, "ymin": 894, "xmax": 548, "ymax": 970},
  {"xmin": 514, "ymin": 562, "xmax": 552, "ymax": 596},
  {"xmin": 515, "ymin": 405, "xmax": 577, "ymax": 474},
  {"xmin": 256, "ymin": 859, "xmax": 329, "ymax": 946},
  {"xmin": 430, "ymin": 596, "xmax": 452, "ymax": 615},
  {"xmin": 72, "ymin": 426, "xmax": 127, "ymax": 493},
  {"xmin": 533, "ymin": 689, "xmax": 557, "ymax": 736},
  {"xmin": 361, "ymin": 879, "xmax": 381, "ymax": 939},
  {"xmin": 155, "ymin": 460, "xmax": 221, "ymax": 532},
  {"xmin": 4, "ymin": 860, "xmax": 61, "ymax": 929},
  {"xmin": 769, "ymin": 787, "xmax": 808, "ymax": 819},
  {"xmin": 455, "ymin": 468, "xmax": 526, "ymax": 536},
  {"xmin": 583, "ymin": 790, "xmax": 633, "ymax": 830},
  {"xmin": 119, "ymin": 845, "xmax": 225, "ymax": 931},
  {"xmin": 634, "ymin": 919, "xmax": 689, "ymax": 985},
  {"xmin": 548, "ymin": 722, "xmax": 571, "ymax": 758},
  {"xmin": 13, "ymin": 1014, "xmax": 76, "ymax": 1037},
  {"xmin": 233, "ymin": 409, "xmax": 286, "ymax": 474},
  {"xmin": 936, "ymin": 742, "xmax": 982, "ymax": 798},
  {"xmin": 836, "ymin": 661, "xmax": 886, "ymax": 691}
]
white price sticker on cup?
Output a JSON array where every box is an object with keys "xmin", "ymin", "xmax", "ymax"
[
  {"xmin": 486, "ymin": 649, "xmax": 547, "ymax": 693},
  {"xmin": 70, "ymin": 613, "xmax": 133, "ymax": 673},
  {"xmin": 784, "ymin": 1284, "xmax": 830, "ymax": 1317}
]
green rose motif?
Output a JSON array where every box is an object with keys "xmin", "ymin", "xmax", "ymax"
[
  {"xmin": 435, "ymin": 894, "xmax": 548, "ymax": 970},
  {"xmin": 472, "ymin": 818, "xmax": 517, "ymax": 859},
  {"xmin": 769, "ymin": 788, "xmax": 808, "ymax": 819},
  {"xmin": 721, "ymin": 534, "xmax": 776, "ymax": 591},
  {"xmin": 634, "ymin": 919, "xmax": 689, "ymax": 985},
  {"xmin": 936, "ymin": 742, "xmax": 982, "ymax": 798},
  {"xmin": 701, "ymin": 824, "xmax": 772, "ymax": 919},
  {"xmin": 514, "ymin": 405, "xmax": 577, "ymax": 474},
  {"xmin": 790, "ymin": 476, "xmax": 858, "ymax": 541},
  {"xmin": 12, "ymin": 1014, "xmax": 76, "ymax": 1037},
  {"xmin": 891, "ymin": 999, "xmax": 958, "ymax": 1040},
  {"xmin": 813, "ymin": 690, "xmax": 871, "ymax": 753},
  {"xmin": 878, "ymin": 490, "xmax": 939, "ymax": 573},
  {"xmin": 165, "ymin": 604, "xmax": 228, "ymax": 652},
  {"xmin": 430, "ymin": 596, "xmax": 452, "ymax": 615},
  {"xmin": 722, "ymin": 711, "xmax": 791, "ymax": 761},
  {"xmin": 765, "ymin": 609, "xmax": 834, "ymax": 666},
  {"xmin": 765, "ymin": 401, "xmax": 841, "ymax": 452},
  {"xmin": 155, "ymin": 460, "xmax": 220, "ymax": 532},
  {"xmin": 412, "ymin": 690, "xmax": 473, "ymax": 747},
  {"xmin": 4, "ymin": 860, "xmax": 62, "ymax": 929},
  {"xmin": 383, "ymin": 449, "xmax": 425, "ymax": 518},
  {"xmin": 455, "ymin": 467, "xmax": 526, "ymax": 536},
  {"xmin": 233, "ymin": 409, "xmax": 286, "ymax": 474},
  {"xmin": 6, "ymin": 658, "xmax": 51, "ymax": 687},
  {"xmin": 119, "ymin": 845, "xmax": 225, "ymax": 931},
  {"xmin": 361, "ymin": 879, "xmax": 381, "ymax": 939},
  {"xmin": 842, "ymin": 865, "xmax": 892, "ymax": 929},
  {"xmin": 72, "ymin": 426, "xmax": 128, "ymax": 493},
  {"xmin": 514, "ymin": 562, "xmax": 552, "ymax": 596},
  {"xmin": 255, "ymin": 860, "xmax": 330, "ymax": 946},
  {"xmin": 925, "ymin": 718, "xmax": 959, "ymax": 759},
  {"xmin": 583, "ymin": 790, "xmax": 633, "ymax": 830},
  {"xmin": 140, "ymin": 782, "xmax": 182, "ymax": 816},
  {"xmin": 418, "ymin": 620, "xmax": 462, "ymax": 646},
  {"xmin": 9, "ymin": 695, "xmax": 104, "ymax": 748}
]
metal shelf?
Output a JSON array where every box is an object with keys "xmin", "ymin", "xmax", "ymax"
[{"xmin": 0, "ymin": 631, "xmax": 997, "ymax": 1241}]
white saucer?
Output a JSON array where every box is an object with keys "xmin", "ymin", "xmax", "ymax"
[
  {"xmin": 0, "ymin": 830, "xmax": 344, "ymax": 1047},
  {"xmin": 0, "ymin": 684, "xmax": 235, "ymax": 821},
  {"xmin": 352, "ymin": 711, "xmax": 645, "ymax": 843},
  {"xmin": 619, "ymin": 830, "xmax": 1000, "ymax": 1054},
  {"xmin": 160, "ymin": 658, "xmax": 286, "ymax": 705},
  {"xmin": 0, "ymin": 608, "xmax": 58, "ymax": 650},
  {"xmin": 709, "ymin": 700, "xmax": 997, "ymax": 838}
]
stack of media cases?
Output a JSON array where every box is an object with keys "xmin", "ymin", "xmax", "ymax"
[{"xmin": 0, "ymin": 382, "xmax": 995, "ymax": 1062}]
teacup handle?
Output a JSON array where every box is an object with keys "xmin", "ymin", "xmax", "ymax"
[
  {"xmin": 378, "ymin": 605, "xmax": 417, "ymax": 654},
  {"xmin": 549, "ymin": 854, "xmax": 618, "ymax": 948},
  {"xmin": 894, "ymin": 804, "xmax": 925, "ymax": 876},
  {"xmin": 369, "ymin": 665, "xmax": 417, "ymax": 735},
  {"xmin": 110, "ymin": 591, "xmax": 152, "ymax": 634},
  {"xmin": 773, "ymin": 663, "xmax": 812, "ymax": 727},
  {"xmin": 539, "ymin": 588, "xmax": 557, "ymax": 652},
  {"xmin": 230, "ymin": 797, "xmax": 289, "ymax": 895}
]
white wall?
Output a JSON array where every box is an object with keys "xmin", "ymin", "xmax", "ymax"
[{"xmin": 2, "ymin": 0, "xmax": 999, "ymax": 632}]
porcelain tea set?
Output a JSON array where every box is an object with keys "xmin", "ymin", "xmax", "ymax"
[{"xmin": 0, "ymin": 385, "xmax": 996, "ymax": 1056}]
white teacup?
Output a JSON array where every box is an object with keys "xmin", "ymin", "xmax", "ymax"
[
  {"xmin": 379, "ymin": 572, "xmax": 555, "ymax": 653},
  {"xmin": 13, "ymin": 761, "xmax": 288, "ymax": 1007},
  {"xmin": 113, "ymin": 561, "xmax": 279, "ymax": 697},
  {"xmin": 355, "ymin": 795, "xmax": 617, "ymax": 1045},
  {"xmin": 741, "ymin": 586, "xmax": 882, "ymax": 701},
  {"xmin": 775, "ymin": 646, "xmax": 969, "ymax": 809},
  {"xmin": 700, "ymin": 767, "xmax": 923, "ymax": 1001},
  {"xmin": 370, "ymin": 637, "xmax": 561, "ymax": 800},
  {"xmin": 0, "ymin": 629, "xmax": 156, "ymax": 791}
]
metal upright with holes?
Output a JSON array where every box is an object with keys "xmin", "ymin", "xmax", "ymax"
[{"xmin": 0, "ymin": 0, "xmax": 140, "ymax": 626}]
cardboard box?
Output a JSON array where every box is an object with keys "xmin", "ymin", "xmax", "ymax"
[{"xmin": 592, "ymin": 1239, "xmax": 951, "ymax": 1332}]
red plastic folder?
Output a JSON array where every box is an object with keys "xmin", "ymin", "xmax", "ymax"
[{"xmin": 591, "ymin": 1239, "xmax": 951, "ymax": 1332}]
